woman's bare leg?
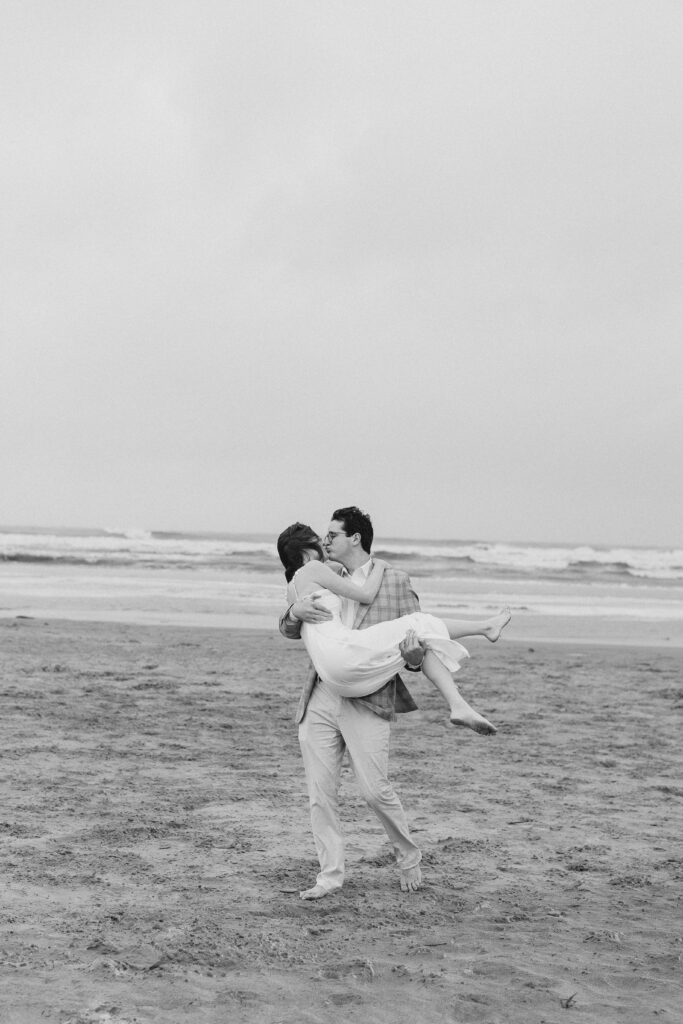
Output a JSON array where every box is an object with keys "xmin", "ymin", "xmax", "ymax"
[
  {"xmin": 443, "ymin": 607, "xmax": 511, "ymax": 643},
  {"xmin": 421, "ymin": 650, "xmax": 497, "ymax": 735}
]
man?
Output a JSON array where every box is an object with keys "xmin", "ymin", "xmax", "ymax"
[{"xmin": 279, "ymin": 506, "xmax": 427, "ymax": 899}]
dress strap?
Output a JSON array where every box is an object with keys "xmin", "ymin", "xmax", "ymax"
[{"xmin": 288, "ymin": 574, "xmax": 299, "ymax": 602}]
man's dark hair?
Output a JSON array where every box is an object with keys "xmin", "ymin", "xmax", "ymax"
[
  {"xmin": 331, "ymin": 506, "xmax": 373, "ymax": 554},
  {"xmin": 277, "ymin": 523, "xmax": 323, "ymax": 582}
]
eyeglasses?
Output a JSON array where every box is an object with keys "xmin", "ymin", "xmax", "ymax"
[{"xmin": 324, "ymin": 531, "xmax": 346, "ymax": 543}]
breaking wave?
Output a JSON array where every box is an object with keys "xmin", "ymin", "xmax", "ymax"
[{"xmin": 1, "ymin": 529, "xmax": 681, "ymax": 582}]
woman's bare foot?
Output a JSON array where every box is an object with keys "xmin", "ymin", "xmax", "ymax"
[
  {"xmin": 400, "ymin": 865, "xmax": 422, "ymax": 893},
  {"xmin": 300, "ymin": 883, "xmax": 331, "ymax": 900},
  {"xmin": 454, "ymin": 708, "xmax": 497, "ymax": 733},
  {"xmin": 483, "ymin": 607, "xmax": 511, "ymax": 642},
  {"xmin": 450, "ymin": 704, "xmax": 497, "ymax": 735}
]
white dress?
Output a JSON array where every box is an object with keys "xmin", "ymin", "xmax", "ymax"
[{"xmin": 299, "ymin": 589, "xmax": 469, "ymax": 699}]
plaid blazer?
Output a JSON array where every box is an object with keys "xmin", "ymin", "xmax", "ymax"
[{"xmin": 279, "ymin": 564, "xmax": 421, "ymax": 725}]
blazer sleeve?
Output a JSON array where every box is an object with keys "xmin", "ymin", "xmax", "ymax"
[
  {"xmin": 398, "ymin": 571, "xmax": 421, "ymax": 614},
  {"xmin": 279, "ymin": 607, "xmax": 303, "ymax": 640}
]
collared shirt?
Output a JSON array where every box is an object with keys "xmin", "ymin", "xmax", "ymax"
[{"xmin": 341, "ymin": 558, "xmax": 372, "ymax": 628}]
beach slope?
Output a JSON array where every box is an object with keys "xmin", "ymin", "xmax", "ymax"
[{"xmin": 1, "ymin": 618, "xmax": 681, "ymax": 1023}]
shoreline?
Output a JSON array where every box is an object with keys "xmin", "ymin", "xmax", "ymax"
[
  {"xmin": 3, "ymin": 561, "xmax": 682, "ymax": 652},
  {"xmin": 3, "ymin": 609, "xmax": 683, "ymax": 649}
]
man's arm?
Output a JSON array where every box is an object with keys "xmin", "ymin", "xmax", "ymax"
[
  {"xmin": 398, "ymin": 572, "xmax": 420, "ymax": 614},
  {"xmin": 394, "ymin": 571, "xmax": 424, "ymax": 671},
  {"xmin": 279, "ymin": 605, "xmax": 302, "ymax": 640},
  {"xmin": 278, "ymin": 593, "xmax": 334, "ymax": 639}
]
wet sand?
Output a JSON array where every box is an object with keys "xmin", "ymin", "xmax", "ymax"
[{"xmin": 1, "ymin": 617, "xmax": 681, "ymax": 1023}]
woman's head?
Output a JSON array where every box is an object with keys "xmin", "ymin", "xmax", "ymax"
[{"xmin": 277, "ymin": 523, "xmax": 323, "ymax": 582}]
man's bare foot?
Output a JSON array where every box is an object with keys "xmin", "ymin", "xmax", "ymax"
[
  {"xmin": 300, "ymin": 884, "xmax": 331, "ymax": 900},
  {"xmin": 483, "ymin": 607, "xmax": 511, "ymax": 642},
  {"xmin": 450, "ymin": 707, "xmax": 497, "ymax": 735},
  {"xmin": 400, "ymin": 865, "xmax": 422, "ymax": 893}
]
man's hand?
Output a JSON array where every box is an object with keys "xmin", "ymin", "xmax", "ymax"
[
  {"xmin": 399, "ymin": 629, "xmax": 426, "ymax": 670},
  {"xmin": 291, "ymin": 594, "xmax": 334, "ymax": 624}
]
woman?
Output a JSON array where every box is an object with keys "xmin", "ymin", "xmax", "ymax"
[{"xmin": 278, "ymin": 523, "xmax": 510, "ymax": 734}]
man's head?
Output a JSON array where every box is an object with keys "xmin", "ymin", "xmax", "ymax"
[{"xmin": 323, "ymin": 506, "xmax": 374, "ymax": 571}]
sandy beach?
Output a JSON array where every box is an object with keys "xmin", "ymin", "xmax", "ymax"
[{"xmin": 1, "ymin": 616, "xmax": 681, "ymax": 1023}]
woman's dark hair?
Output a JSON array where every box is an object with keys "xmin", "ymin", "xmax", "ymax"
[
  {"xmin": 331, "ymin": 506, "xmax": 373, "ymax": 553},
  {"xmin": 277, "ymin": 523, "xmax": 323, "ymax": 582}
]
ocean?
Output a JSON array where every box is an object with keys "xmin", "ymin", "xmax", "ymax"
[{"xmin": 1, "ymin": 527, "xmax": 682, "ymax": 645}]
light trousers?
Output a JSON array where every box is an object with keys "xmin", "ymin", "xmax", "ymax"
[{"xmin": 298, "ymin": 681, "xmax": 422, "ymax": 892}]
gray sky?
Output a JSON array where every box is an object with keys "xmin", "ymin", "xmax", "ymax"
[{"xmin": 2, "ymin": 1, "xmax": 681, "ymax": 545}]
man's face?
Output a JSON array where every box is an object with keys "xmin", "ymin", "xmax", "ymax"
[{"xmin": 323, "ymin": 519, "xmax": 355, "ymax": 566}]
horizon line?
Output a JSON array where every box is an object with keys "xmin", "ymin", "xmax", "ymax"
[{"xmin": 0, "ymin": 523, "xmax": 678, "ymax": 552}]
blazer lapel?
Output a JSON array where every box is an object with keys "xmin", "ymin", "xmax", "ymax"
[
  {"xmin": 353, "ymin": 558, "xmax": 375, "ymax": 629},
  {"xmin": 353, "ymin": 600, "xmax": 371, "ymax": 629}
]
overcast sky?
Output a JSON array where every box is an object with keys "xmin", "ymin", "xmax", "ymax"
[{"xmin": 2, "ymin": 1, "xmax": 681, "ymax": 546}]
